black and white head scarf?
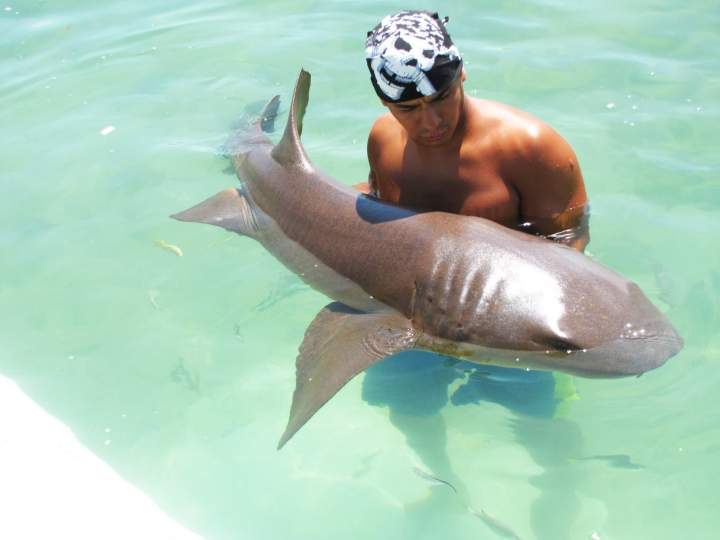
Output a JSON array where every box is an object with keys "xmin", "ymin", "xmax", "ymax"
[{"xmin": 365, "ymin": 11, "xmax": 463, "ymax": 103}]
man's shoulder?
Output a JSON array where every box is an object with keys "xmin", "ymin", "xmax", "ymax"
[
  {"xmin": 466, "ymin": 97, "xmax": 577, "ymax": 165},
  {"xmin": 368, "ymin": 112, "xmax": 404, "ymax": 163},
  {"xmin": 467, "ymin": 98, "xmax": 546, "ymax": 144},
  {"xmin": 369, "ymin": 112, "xmax": 402, "ymax": 141}
]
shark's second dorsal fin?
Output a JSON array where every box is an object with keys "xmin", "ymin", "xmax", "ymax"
[{"xmin": 271, "ymin": 69, "xmax": 312, "ymax": 169}]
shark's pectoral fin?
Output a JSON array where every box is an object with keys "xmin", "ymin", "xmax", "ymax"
[
  {"xmin": 278, "ymin": 302, "xmax": 418, "ymax": 449},
  {"xmin": 170, "ymin": 187, "xmax": 259, "ymax": 237}
]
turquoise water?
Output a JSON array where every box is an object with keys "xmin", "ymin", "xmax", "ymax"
[{"xmin": 1, "ymin": 1, "xmax": 718, "ymax": 538}]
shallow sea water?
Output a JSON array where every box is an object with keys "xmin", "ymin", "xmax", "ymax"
[{"xmin": 1, "ymin": 1, "xmax": 718, "ymax": 539}]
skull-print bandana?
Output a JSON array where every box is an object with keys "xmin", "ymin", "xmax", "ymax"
[{"xmin": 365, "ymin": 11, "xmax": 463, "ymax": 103}]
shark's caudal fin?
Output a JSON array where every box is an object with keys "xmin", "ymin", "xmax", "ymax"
[
  {"xmin": 259, "ymin": 95, "xmax": 281, "ymax": 133},
  {"xmin": 170, "ymin": 188, "xmax": 259, "ymax": 238},
  {"xmin": 224, "ymin": 95, "xmax": 281, "ymax": 163},
  {"xmin": 271, "ymin": 69, "xmax": 312, "ymax": 169},
  {"xmin": 277, "ymin": 302, "xmax": 418, "ymax": 449}
]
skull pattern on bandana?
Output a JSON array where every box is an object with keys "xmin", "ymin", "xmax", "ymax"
[{"xmin": 365, "ymin": 11, "xmax": 462, "ymax": 102}]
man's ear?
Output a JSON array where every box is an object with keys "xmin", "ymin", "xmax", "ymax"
[
  {"xmin": 380, "ymin": 100, "xmax": 389, "ymax": 108},
  {"xmin": 461, "ymin": 68, "xmax": 467, "ymax": 82}
]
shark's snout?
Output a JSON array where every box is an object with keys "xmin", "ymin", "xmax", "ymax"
[
  {"xmin": 645, "ymin": 328, "xmax": 684, "ymax": 363},
  {"xmin": 631, "ymin": 315, "xmax": 684, "ymax": 360},
  {"xmin": 540, "ymin": 319, "xmax": 683, "ymax": 379},
  {"xmin": 590, "ymin": 310, "xmax": 684, "ymax": 376}
]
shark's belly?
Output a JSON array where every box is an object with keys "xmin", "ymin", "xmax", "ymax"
[{"xmin": 416, "ymin": 332, "xmax": 548, "ymax": 369}]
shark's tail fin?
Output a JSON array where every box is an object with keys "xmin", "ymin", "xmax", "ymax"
[
  {"xmin": 258, "ymin": 95, "xmax": 281, "ymax": 133},
  {"xmin": 271, "ymin": 69, "xmax": 312, "ymax": 169},
  {"xmin": 223, "ymin": 94, "xmax": 281, "ymax": 163}
]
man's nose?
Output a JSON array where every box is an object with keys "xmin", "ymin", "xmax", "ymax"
[{"xmin": 420, "ymin": 105, "xmax": 442, "ymax": 129}]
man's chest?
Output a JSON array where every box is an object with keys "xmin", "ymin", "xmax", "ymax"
[{"xmin": 375, "ymin": 154, "xmax": 520, "ymax": 225}]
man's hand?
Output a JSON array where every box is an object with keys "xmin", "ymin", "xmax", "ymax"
[{"xmin": 353, "ymin": 182, "xmax": 371, "ymax": 194}]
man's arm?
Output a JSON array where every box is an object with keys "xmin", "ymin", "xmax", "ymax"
[
  {"xmin": 353, "ymin": 167, "xmax": 376, "ymax": 195},
  {"xmin": 353, "ymin": 181, "xmax": 371, "ymax": 193},
  {"xmin": 508, "ymin": 126, "xmax": 589, "ymax": 251},
  {"xmin": 354, "ymin": 119, "xmax": 387, "ymax": 195}
]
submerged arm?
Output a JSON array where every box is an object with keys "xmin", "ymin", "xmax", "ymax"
[{"xmin": 354, "ymin": 156, "xmax": 380, "ymax": 196}]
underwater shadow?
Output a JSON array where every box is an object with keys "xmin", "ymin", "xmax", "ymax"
[{"xmin": 362, "ymin": 350, "xmax": 584, "ymax": 540}]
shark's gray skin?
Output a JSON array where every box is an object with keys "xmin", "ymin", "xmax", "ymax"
[{"xmin": 172, "ymin": 70, "xmax": 683, "ymax": 448}]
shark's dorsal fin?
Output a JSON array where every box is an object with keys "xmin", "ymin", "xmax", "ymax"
[{"xmin": 271, "ymin": 69, "xmax": 312, "ymax": 169}]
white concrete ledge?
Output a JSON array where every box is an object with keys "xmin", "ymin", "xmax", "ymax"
[{"xmin": 0, "ymin": 375, "xmax": 203, "ymax": 540}]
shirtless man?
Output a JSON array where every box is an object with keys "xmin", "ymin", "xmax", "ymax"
[{"xmin": 357, "ymin": 10, "xmax": 589, "ymax": 251}]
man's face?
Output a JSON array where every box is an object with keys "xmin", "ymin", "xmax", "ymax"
[{"xmin": 383, "ymin": 71, "xmax": 466, "ymax": 147}]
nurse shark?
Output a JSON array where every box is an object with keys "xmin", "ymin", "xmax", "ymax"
[{"xmin": 172, "ymin": 70, "xmax": 682, "ymax": 448}]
